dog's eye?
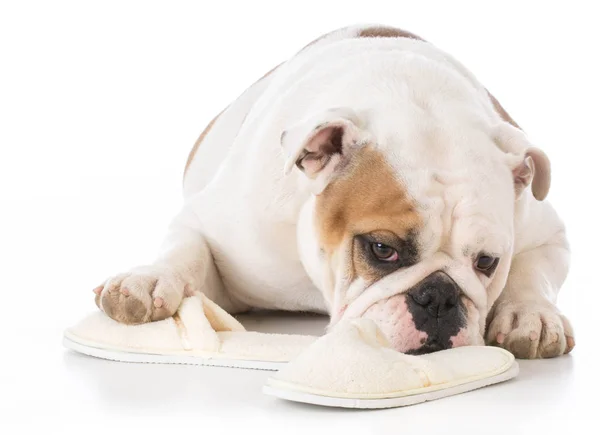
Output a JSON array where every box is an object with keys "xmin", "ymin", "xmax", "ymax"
[
  {"xmin": 370, "ymin": 243, "xmax": 399, "ymax": 262},
  {"xmin": 474, "ymin": 254, "xmax": 499, "ymax": 276}
]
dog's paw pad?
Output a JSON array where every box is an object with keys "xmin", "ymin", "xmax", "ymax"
[{"xmin": 95, "ymin": 267, "xmax": 186, "ymax": 324}]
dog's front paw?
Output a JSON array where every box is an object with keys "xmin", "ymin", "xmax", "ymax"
[
  {"xmin": 486, "ymin": 301, "xmax": 575, "ymax": 359},
  {"xmin": 93, "ymin": 266, "xmax": 186, "ymax": 324}
]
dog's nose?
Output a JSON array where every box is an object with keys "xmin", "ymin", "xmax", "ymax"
[{"xmin": 408, "ymin": 271, "xmax": 460, "ymax": 318}]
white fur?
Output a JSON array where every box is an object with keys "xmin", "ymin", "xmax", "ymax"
[{"xmin": 98, "ymin": 25, "xmax": 573, "ymax": 358}]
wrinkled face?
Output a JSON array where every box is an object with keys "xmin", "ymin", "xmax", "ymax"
[
  {"xmin": 296, "ymin": 142, "xmax": 517, "ymax": 354},
  {"xmin": 279, "ymin": 34, "xmax": 551, "ymax": 353}
]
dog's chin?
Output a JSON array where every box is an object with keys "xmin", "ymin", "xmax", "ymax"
[{"xmin": 361, "ymin": 293, "xmax": 481, "ymax": 354}]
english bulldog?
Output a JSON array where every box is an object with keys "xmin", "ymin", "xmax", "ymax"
[{"xmin": 93, "ymin": 24, "xmax": 575, "ymax": 358}]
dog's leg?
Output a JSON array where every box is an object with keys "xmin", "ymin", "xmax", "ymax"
[
  {"xmin": 486, "ymin": 229, "xmax": 575, "ymax": 358},
  {"xmin": 93, "ymin": 199, "xmax": 242, "ymax": 324}
]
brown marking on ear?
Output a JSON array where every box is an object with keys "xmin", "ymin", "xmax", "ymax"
[
  {"xmin": 358, "ymin": 26, "xmax": 425, "ymax": 41},
  {"xmin": 315, "ymin": 147, "xmax": 421, "ymax": 282}
]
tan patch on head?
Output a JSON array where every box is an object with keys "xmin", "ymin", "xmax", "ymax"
[
  {"xmin": 358, "ymin": 26, "xmax": 424, "ymax": 41},
  {"xmin": 315, "ymin": 147, "xmax": 421, "ymax": 281}
]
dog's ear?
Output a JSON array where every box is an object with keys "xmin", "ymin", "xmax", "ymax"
[
  {"xmin": 511, "ymin": 148, "xmax": 551, "ymax": 201},
  {"xmin": 281, "ymin": 108, "xmax": 368, "ymax": 193},
  {"xmin": 494, "ymin": 123, "xmax": 551, "ymax": 201}
]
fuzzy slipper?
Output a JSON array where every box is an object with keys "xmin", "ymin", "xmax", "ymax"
[
  {"xmin": 63, "ymin": 292, "xmax": 317, "ymax": 370},
  {"xmin": 64, "ymin": 292, "xmax": 518, "ymax": 408},
  {"xmin": 263, "ymin": 318, "xmax": 518, "ymax": 409}
]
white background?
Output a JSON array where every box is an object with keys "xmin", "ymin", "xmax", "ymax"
[{"xmin": 1, "ymin": 0, "xmax": 599, "ymax": 433}]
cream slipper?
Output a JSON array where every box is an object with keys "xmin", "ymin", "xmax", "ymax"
[
  {"xmin": 63, "ymin": 292, "xmax": 316, "ymax": 370},
  {"xmin": 64, "ymin": 292, "xmax": 518, "ymax": 408},
  {"xmin": 263, "ymin": 318, "xmax": 518, "ymax": 408}
]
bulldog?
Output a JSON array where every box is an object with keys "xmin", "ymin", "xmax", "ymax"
[{"xmin": 93, "ymin": 24, "xmax": 575, "ymax": 359}]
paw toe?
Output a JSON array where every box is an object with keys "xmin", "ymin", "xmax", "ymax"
[
  {"xmin": 539, "ymin": 340, "xmax": 563, "ymax": 358},
  {"xmin": 505, "ymin": 334, "xmax": 539, "ymax": 359},
  {"xmin": 538, "ymin": 317, "xmax": 567, "ymax": 358},
  {"xmin": 94, "ymin": 292, "xmax": 102, "ymax": 310},
  {"xmin": 486, "ymin": 307, "xmax": 516, "ymax": 344},
  {"xmin": 150, "ymin": 297, "xmax": 173, "ymax": 321}
]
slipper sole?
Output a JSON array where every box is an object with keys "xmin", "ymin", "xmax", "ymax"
[
  {"xmin": 262, "ymin": 361, "xmax": 519, "ymax": 409},
  {"xmin": 63, "ymin": 334, "xmax": 284, "ymax": 371}
]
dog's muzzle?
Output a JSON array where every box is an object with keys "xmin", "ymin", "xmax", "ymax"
[
  {"xmin": 405, "ymin": 271, "xmax": 466, "ymax": 354},
  {"xmin": 340, "ymin": 252, "xmax": 482, "ymax": 354}
]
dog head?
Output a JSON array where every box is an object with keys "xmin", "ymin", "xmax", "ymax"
[{"xmin": 283, "ymin": 106, "xmax": 550, "ymax": 354}]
